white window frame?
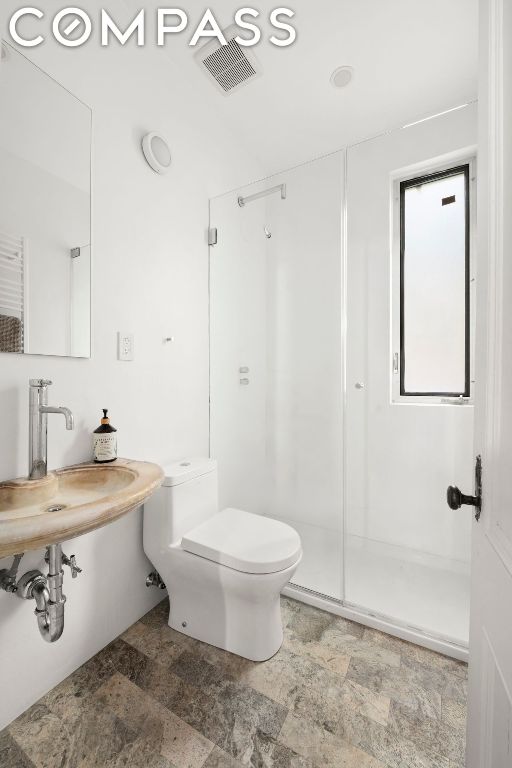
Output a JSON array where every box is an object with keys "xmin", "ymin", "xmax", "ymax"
[{"xmin": 390, "ymin": 151, "xmax": 477, "ymax": 406}]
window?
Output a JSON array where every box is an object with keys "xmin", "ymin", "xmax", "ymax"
[{"xmin": 398, "ymin": 164, "xmax": 470, "ymax": 398}]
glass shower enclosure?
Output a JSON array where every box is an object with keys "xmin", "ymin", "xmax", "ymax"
[
  {"xmin": 209, "ymin": 103, "xmax": 477, "ymax": 655},
  {"xmin": 210, "ymin": 153, "xmax": 344, "ymax": 600}
]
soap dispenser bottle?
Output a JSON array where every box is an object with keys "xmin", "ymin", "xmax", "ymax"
[{"xmin": 93, "ymin": 409, "xmax": 117, "ymax": 463}]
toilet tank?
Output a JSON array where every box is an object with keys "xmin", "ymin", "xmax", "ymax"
[{"xmin": 144, "ymin": 458, "xmax": 218, "ymax": 549}]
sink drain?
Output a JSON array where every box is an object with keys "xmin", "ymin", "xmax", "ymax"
[{"xmin": 46, "ymin": 504, "xmax": 65, "ymax": 513}]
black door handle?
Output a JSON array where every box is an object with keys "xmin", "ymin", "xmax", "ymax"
[
  {"xmin": 446, "ymin": 486, "xmax": 480, "ymax": 510},
  {"xmin": 446, "ymin": 456, "xmax": 483, "ymax": 520}
]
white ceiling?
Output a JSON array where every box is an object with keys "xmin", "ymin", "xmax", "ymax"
[{"xmin": 127, "ymin": 0, "xmax": 479, "ymax": 177}]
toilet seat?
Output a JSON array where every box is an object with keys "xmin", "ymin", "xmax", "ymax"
[{"xmin": 181, "ymin": 507, "xmax": 302, "ymax": 575}]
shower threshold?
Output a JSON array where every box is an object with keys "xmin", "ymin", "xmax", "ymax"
[{"xmin": 282, "ymin": 582, "xmax": 469, "ymax": 662}]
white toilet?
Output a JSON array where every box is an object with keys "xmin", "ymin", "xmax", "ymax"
[{"xmin": 143, "ymin": 458, "xmax": 302, "ymax": 661}]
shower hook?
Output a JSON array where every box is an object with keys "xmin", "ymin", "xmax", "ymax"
[{"xmin": 264, "ymin": 226, "xmax": 272, "ymax": 239}]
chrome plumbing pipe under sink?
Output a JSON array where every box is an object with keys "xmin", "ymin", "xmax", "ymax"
[
  {"xmin": 1, "ymin": 543, "xmax": 82, "ymax": 643},
  {"xmin": 34, "ymin": 543, "xmax": 66, "ymax": 643},
  {"xmin": 16, "ymin": 544, "xmax": 66, "ymax": 642}
]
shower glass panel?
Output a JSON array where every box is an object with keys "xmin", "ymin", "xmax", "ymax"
[
  {"xmin": 344, "ymin": 104, "xmax": 476, "ymax": 646},
  {"xmin": 209, "ymin": 153, "xmax": 344, "ymax": 600}
]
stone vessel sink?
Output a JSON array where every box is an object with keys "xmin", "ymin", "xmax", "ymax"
[{"xmin": 0, "ymin": 459, "xmax": 164, "ymax": 558}]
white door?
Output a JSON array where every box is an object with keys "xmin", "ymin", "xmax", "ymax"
[{"xmin": 466, "ymin": 1, "xmax": 512, "ymax": 765}]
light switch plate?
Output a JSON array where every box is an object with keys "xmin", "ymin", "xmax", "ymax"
[{"xmin": 117, "ymin": 332, "xmax": 134, "ymax": 361}]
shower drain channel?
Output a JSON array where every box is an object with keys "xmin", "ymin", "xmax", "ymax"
[{"xmin": 46, "ymin": 504, "xmax": 66, "ymax": 513}]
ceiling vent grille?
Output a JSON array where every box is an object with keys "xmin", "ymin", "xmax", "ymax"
[{"xmin": 195, "ymin": 26, "xmax": 261, "ymax": 95}]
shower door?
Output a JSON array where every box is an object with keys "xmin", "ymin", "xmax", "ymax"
[
  {"xmin": 344, "ymin": 104, "xmax": 477, "ymax": 646},
  {"xmin": 209, "ymin": 153, "xmax": 344, "ymax": 599}
]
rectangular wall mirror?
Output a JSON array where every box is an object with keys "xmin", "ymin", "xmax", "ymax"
[{"xmin": 0, "ymin": 41, "xmax": 91, "ymax": 358}]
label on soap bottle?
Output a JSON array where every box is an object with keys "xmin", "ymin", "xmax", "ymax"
[{"xmin": 93, "ymin": 433, "xmax": 117, "ymax": 463}]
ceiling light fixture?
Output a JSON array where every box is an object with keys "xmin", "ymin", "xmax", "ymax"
[{"xmin": 330, "ymin": 66, "xmax": 354, "ymax": 89}]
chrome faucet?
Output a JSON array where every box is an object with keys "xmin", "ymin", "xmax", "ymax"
[{"xmin": 29, "ymin": 379, "xmax": 74, "ymax": 480}]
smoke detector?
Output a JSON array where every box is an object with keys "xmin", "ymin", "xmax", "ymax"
[{"xmin": 194, "ymin": 25, "xmax": 261, "ymax": 95}]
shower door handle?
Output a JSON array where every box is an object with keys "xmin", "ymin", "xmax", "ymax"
[{"xmin": 446, "ymin": 455, "xmax": 482, "ymax": 521}]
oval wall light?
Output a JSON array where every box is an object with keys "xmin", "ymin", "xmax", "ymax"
[{"xmin": 142, "ymin": 131, "xmax": 172, "ymax": 174}]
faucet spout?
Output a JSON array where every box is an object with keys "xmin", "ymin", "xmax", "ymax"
[
  {"xmin": 28, "ymin": 380, "xmax": 74, "ymax": 479},
  {"xmin": 39, "ymin": 406, "xmax": 74, "ymax": 431}
]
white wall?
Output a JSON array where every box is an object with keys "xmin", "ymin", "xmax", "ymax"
[
  {"xmin": 0, "ymin": 0, "xmax": 261, "ymax": 730},
  {"xmin": 345, "ymin": 104, "xmax": 477, "ymax": 564}
]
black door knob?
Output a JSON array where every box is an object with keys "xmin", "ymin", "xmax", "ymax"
[
  {"xmin": 447, "ymin": 485, "xmax": 480, "ymax": 511},
  {"xmin": 447, "ymin": 456, "xmax": 483, "ymax": 521}
]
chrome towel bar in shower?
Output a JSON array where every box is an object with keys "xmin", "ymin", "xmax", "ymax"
[{"xmin": 237, "ymin": 183, "xmax": 287, "ymax": 207}]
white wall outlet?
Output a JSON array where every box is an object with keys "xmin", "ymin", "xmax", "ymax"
[{"xmin": 117, "ymin": 332, "xmax": 134, "ymax": 361}]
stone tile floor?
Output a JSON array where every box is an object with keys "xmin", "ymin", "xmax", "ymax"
[{"xmin": 0, "ymin": 596, "xmax": 467, "ymax": 768}]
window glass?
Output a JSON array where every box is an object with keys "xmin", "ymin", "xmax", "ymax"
[{"xmin": 401, "ymin": 166, "xmax": 469, "ymax": 396}]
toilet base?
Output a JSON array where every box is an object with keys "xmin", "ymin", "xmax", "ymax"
[
  {"xmin": 168, "ymin": 591, "xmax": 284, "ymax": 661},
  {"xmin": 162, "ymin": 549, "xmax": 301, "ymax": 661}
]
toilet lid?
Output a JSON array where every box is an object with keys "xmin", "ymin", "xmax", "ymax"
[{"xmin": 181, "ymin": 508, "xmax": 302, "ymax": 574}]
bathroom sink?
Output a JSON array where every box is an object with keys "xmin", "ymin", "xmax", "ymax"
[{"xmin": 0, "ymin": 459, "xmax": 164, "ymax": 558}]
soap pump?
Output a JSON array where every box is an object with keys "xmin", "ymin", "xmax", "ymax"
[{"xmin": 93, "ymin": 409, "xmax": 117, "ymax": 463}]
